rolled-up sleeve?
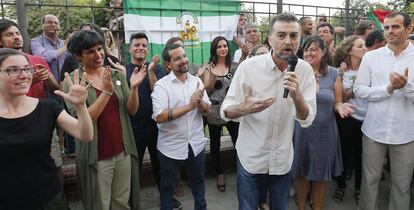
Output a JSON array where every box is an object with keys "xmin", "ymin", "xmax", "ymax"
[
  {"xmin": 151, "ymin": 81, "xmax": 169, "ymax": 120},
  {"xmin": 295, "ymin": 65, "xmax": 316, "ymax": 128},
  {"xmin": 220, "ymin": 64, "xmax": 245, "ymax": 122}
]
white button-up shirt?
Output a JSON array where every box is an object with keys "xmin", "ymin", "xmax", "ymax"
[
  {"xmin": 220, "ymin": 52, "xmax": 317, "ymax": 175},
  {"xmin": 152, "ymin": 72, "xmax": 211, "ymax": 160},
  {"xmin": 354, "ymin": 44, "xmax": 414, "ymax": 145}
]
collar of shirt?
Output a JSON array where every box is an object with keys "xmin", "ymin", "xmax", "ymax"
[
  {"xmin": 384, "ymin": 42, "xmax": 414, "ymax": 57},
  {"xmin": 167, "ymin": 71, "xmax": 189, "ymax": 83},
  {"xmin": 265, "ymin": 50, "xmax": 290, "ymax": 73}
]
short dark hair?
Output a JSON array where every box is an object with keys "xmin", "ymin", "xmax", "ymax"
[
  {"xmin": 302, "ymin": 35, "xmax": 331, "ymax": 75},
  {"xmin": 365, "ymin": 30, "xmax": 385, "ymax": 48},
  {"xmin": 269, "ymin": 12, "xmax": 298, "ymax": 34},
  {"xmin": 354, "ymin": 20, "xmax": 374, "ymax": 35},
  {"xmin": 317, "ymin": 22, "xmax": 334, "ymax": 35},
  {"xmin": 0, "ymin": 48, "xmax": 27, "ymax": 66},
  {"xmin": 0, "ymin": 19, "xmax": 20, "ymax": 35},
  {"xmin": 385, "ymin": 12, "xmax": 411, "ymax": 28},
  {"xmin": 166, "ymin": 37, "xmax": 183, "ymax": 46},
  {"xmin": 209, "ymin": 36, "xmax": 231, "ymax": 67},
  {"xmin": 67, "ymin": 30, "xmax": 104, "ymax": 56},
  {"xmin": 162, "ymin": 43, "xmax": 182, "ymax": 63},
  {"xmin": 129, "ymin": 32, "xmax": 148, "ymax": 45}
]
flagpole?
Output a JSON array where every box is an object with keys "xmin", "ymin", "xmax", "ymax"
[
  {"xmin": 345, "ymin": 0, "xmax": 350, "ymax": 36},
  {"xmin": 277, "ymin": 0, "xmax": 283, "ymax": 14}
]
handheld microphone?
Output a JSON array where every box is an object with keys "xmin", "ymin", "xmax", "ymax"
[{"xmin": 283, "ymin": 54, "xmax": 299, "ymax": 98}]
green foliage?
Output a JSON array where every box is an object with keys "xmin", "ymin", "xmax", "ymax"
[
  {"xmin": 240, "ymin": 3, "xmax": 253, "ymax": 21},
  {"xmin": 258, "ymin": 15, "xmax": 272, "ymax": 42},
  {"xmin": 4, "ymin": 0, "xmax": 112, "ymax": 39},
  {"xmin": 330, "ymin": 0, "xmax": 392, "ymax": 35}
]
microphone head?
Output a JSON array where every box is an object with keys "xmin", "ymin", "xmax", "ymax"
[{"xmin": 288, "ymin": 54, "xmax": 298, "ymax": 67}]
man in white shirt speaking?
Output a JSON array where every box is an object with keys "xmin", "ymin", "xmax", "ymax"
[
  {"xmin": 151, "ymin": 43, "xmax": 211, "ymax": 210},
  {"xmin": 220, "ymin": 12, "xmax": 317, "ymax": 210},
  {"xmin": 354, "ymin": 12, "xmax": 414, "ymax": 210}
]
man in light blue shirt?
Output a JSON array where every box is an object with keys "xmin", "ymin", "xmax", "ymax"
[{"xmin": 31, "ymin": 14, "xmax": 70, "ymax": 82}]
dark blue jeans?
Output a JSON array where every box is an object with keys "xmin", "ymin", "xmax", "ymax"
[
  {"xmin": 237, "ymin": 158, "xmax": 292, "ymax": 210},
  {"xmin": 158, "ymin": 146, "xmax": 207, "ymax": 210}
]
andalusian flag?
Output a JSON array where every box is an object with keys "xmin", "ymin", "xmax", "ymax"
[
  {"xmin": 367, "ymin": 10, "xmax": 391, "ymax": 30},
  {"xmin": 124, "ymin": 0, "xmax": 240, "ymax": 65}
]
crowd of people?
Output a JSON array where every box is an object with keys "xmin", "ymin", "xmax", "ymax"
[{"xmin": 0, "ymin": 9, "xmax": 414, "ymax": 210}]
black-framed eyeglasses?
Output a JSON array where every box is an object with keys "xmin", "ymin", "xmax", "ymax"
[{"xmin": 0, "ymin": 65, "xmax": 35, "ymax": 77}]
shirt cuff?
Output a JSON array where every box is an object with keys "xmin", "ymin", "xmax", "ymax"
[
  {"xmin": 220, "ymin": 102, "xmax": 242, "ymax": 122},
  {"xmin": 294, "ymin": 103, "xmax": 314, "ymax": 128}
]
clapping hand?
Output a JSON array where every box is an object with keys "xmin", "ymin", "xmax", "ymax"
[
  {"xmin": 55, "ymin": 69, "xmax": 92, "ymax": 106},
  {"xmin": 188, "ymin": 82, "xmax": 204, "ymax": 110},
  {"xmin": 148, "ymin": 55, "xmax": 160, "ymax": 72},
  {"xmin": 108, "ymin": 57, "xmax": 126, "ymax": 73},
  {"xmin": 388, "ymin": 68, "xmax": 409, "ymax": 92},
  {"xmin": 241, "ymin": 83, "xmax": 275, "ymax": 114},
  {"xmin": 103, "ymin": 66, "xmax": 114, "ymax": 94},
  {"xmin": 32, "ymin": 64, "xmax": 50, "ymax": 84},
  {"xmin": 130, "ymin": 65, "xmax": 147, "ymax": 89}
]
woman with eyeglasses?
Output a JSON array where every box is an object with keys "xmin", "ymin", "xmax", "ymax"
[
  {"xmin": 0, "ymin": 48, "xmax": 93, "ymax": 209},
  {"xmin": 64, "ymin": 30, "xmax": 145, "ymax": 210},
  {"xmin": 198, "ymin": 36, "xmax": 239, "ymax": 192}
]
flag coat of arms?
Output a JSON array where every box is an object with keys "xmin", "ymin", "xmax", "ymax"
[{"xmin": 124, "ymin": 0, "xmax": 241, "ymax": 65}]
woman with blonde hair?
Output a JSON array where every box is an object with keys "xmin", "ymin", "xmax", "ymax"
[
  {"xmin": 102, "ymin": 27, "xmax": 119, "ymax": 58},
  {"xmin": 332, "ymin": 35, "xmax": 367, "ymax": 204}
]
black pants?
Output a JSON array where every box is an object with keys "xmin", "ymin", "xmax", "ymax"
[
  {"xmin": 336, "ymin": 115, "xmax": 363, "ymax": 190},
  {"xmin": 132, "ymin": 122, "xmax": 160, "ymax": 186},
  {"xmin": 208, "ymin": 121, "xmax": 239, "ymax": 175}
]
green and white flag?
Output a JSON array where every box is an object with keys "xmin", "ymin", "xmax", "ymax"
[{"xmin": 124, "ymin": 0, "xmax": 240, "ymax": 65}]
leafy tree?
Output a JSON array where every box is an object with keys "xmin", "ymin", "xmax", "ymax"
[{"xmin": 3, "ymin": 0, "xmax": 112, "ymax": 39}]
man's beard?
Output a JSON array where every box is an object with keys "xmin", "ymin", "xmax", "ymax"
[
  {"xmin": 176, "ymin": 64, "xmax": 189, "ymax": 74},
  {"xmin": 274, "ymin": 50, "xmax": 294, "ymax": 61}
]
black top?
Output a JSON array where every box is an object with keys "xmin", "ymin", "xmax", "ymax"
[
  {"xmin": 0, "ymin": 99, "xmax": 64, "ymax": 209},
  {"xmin": 60, "ymin": 54, "xmax": 120, "ymax": 81},
  {"xmin": 126, "ymin": 62, "xmax": 165, "ymax": 129}
]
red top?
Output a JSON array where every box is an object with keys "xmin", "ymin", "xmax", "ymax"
[
  {"xmin": 26, "ymin": 54, "xmax": 51, "ymax": 99},
  {"xmin": 96, "ymin": 89, "xmax": 124, "ymax": 160}
]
